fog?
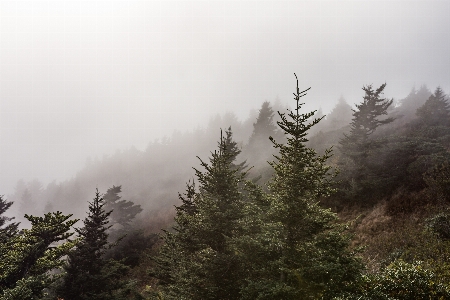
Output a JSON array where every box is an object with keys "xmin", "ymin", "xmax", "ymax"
[{"xmin": 1, "ymin": 0, "xmax": 450, "ymax": 196}]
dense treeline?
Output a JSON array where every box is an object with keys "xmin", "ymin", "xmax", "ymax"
[{"xmin": 2, "ymin": 77, "xmax": 450, "ymax": 298}]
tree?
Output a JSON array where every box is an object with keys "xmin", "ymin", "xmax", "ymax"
[
  {"xmin": 395, "ymin": 85, "xmax": 431, "ymax": 123},
  {"xmin": 152, "ymin": 129, "xmax": 254, "ymax": 299},
  {"xmin": 0, "ymin": 212, "xmax": 77, "ymax": 300},
  {"xmin": 340, "ymin": 84, "xmax": 394, "ymax": 165},
  {"xmin": 248, "ymin": 101, "xmax": 279, "ymax": 147},
  {"xmin": 104, "ymin": 185, "xmax": 142, "ymax": 231},
  {"xmin": 338, "ymin": 84, "xmax": 395, "ymax": 195},
  {"xmin": 0, "ymin": 196, "xmax": 18, "ymax": 243},
  {"xmin": 325, "ymin": 96, "xmax": 353, "ymax": 131},
  {"xmin": 245, "ymin": 101, "xmax": 282, "ymax": 183},
  {"xmin": 103, "ymin": 186, "xmax": 156, "ymax": 269},
  {"xmin": 57, "ymin": 189, "xmax": 128, "ymax": 300},
  {"xmin": 239, "ymin": 75, "xmax": 363, "ymax": 299},
  {"xmin": 416, "ymin": 86, "xmax": 450, "ymax": 127}
]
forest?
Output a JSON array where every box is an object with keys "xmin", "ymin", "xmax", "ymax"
[{"xmin": 2, "ymin": 76, "xmax": 450, "ymax": 300}]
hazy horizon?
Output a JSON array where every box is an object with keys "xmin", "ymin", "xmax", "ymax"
[{"xmin": 1, "ymin": 0, "xmax": 450, "ymax": 195}]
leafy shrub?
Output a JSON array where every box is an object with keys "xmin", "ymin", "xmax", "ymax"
[
  {"xmin": 342, "ymin": 260, "xmax": 450, "ymax": 299},
  {"xmin": 426, "ymin": 211, "xmax": 450, "ymax": 240}
]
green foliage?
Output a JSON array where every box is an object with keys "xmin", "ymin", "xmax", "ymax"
[
  {"xmin": 0, "ymin": 212, "xmax": 77, "ymax": 300},
  {"xmin": 0, "ymin": 196, "xmax": 18, "ymax": 243},
  {"xmin": 57, "ymin": 189, "xmax": 129, "ymax": 300},
  {"xmin": 349, "ymin": 260, "xmax": 450, "ymax": 300},
  {"xmin": 237, "ymin": 75, "xmax": 363, "ymax": 299},
  {"xmin": 426, "ymin": 211, "xmax": 450, "ymax": 240},
  {"xmin": 152, "ymin": 128, "xmax": 256, "ymax": 299}
]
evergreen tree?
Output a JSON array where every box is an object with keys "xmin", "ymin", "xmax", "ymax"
[
  {"xmin": 239, "ymin": 75, "xmax": 363, "ymax": 299},
  {"xmin": 245, "ymin": 101, "xmax": 281, "ymax": 183},
  {"xmin": 326, "ymin": 96, "xmax": 353, "ymax": 131},
  {"xmin": 416, "ymin": 86, "xmax": 450, "ymax": 127},
  {"xmin": 104, "ymin": 185, "xmax": 142, "ymax": 230},
  {"xmin": 57, "ymin": 189, "xmax": 128, "ymax": 300},
  {"xmin": 0, "ymin": 212, "xmax": 77, "ymax": 300},
  {"xmin": 153, "ymin": 129, "xmax": 254, "ymax": 299},
  {"xmin": 396, "ymin": 85, "xmax": 432, "ymax": 121},
  {"xmin": 339, "ymin": 84, "xmax": 395, "ymax": 193},
  {"xmin": 340, "ymin": 84, "xmax": 394, "ymax": 165},
  {"xmin": 0, "ymin": 196, "xmax": 18, "ymax": 243},
  {"xmin": 103, "ymin": 186, "xmax": 156, "ymax": 269},
  {"xmin": 222, "ymin": 126, "xmax": 247, "ymax": 171},
  {"xmin": 248, "ymin": 101, "xmax": 279, "ymax": 147}
]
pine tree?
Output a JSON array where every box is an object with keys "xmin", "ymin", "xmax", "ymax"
[
  {"xmin": 340, "ymin": 84, "xmax": 394, "ymax": 164},
  {"xmin": 248, "ymin": 101, "xmax": 279, "ymax": 147},
  {"xmin": 0, "ymin": 212, "xmax": 77, "ymax": 300},
  {"xmin": 153, "ymin": 129, "xmax": 253, "ymax": 299},
  {"xmin": 339, "ymin": 84, "xmax": 395, "ymax": 190},
  {"xmin": 239, "ymin": 75, "xmax": 363, "ymax": 299},
  {"xmin": 416, "ymin": 86, "xmax": 450, "ymax": 127},
  {"xmin": 245, "ymin": 101, "xmax": 281, "ymax": 183},
  {"xmin": 104, "ymin": 185, "xmax": 142, "ymax": 230},
  {"xmin": 0, "ymin": 196, "xmax": 18, "ymax": 243},
  {"xmin": 326, "ymin": 96, "xmax": 353, "ymax": 131},
  {"xmin": 57, "ymin": 189, "xmax": 128, "ymax": 300}
]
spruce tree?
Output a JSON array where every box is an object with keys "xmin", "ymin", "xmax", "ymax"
[
  {"xmin": 245, "ymin": 101, "xmax": 281, "ymax": 183},
  {"xmin": 338, "ymin": 83, "xmax": 395, "ymax": 198},
  {"xmin": 239, "ymin": 75, "xmax": 363, "ymax": 299},
  {"xmin": 57, "ymin": 189, "xmax": 128, "ymax": 300},
  {"xmin": 0, "ymin": 196, "xmax": 18, "ymax": 243},
  {"xmin": 153, "ymin": 129, "xmax": 253, "ymax": 299},
  {"xmin": 416, "ymin": 86, "xmax": 450, "ymax": 127},
  {"xmin": 103, "ymin": 185, "xmax": 142, "ymax": 231},
  {"xmin": 340, "ymin": 83, "xmax": 394, "ymax": 167},
  {"xmin": 0, "ymin": 212, "xmax": 77, "ymax": 300}
]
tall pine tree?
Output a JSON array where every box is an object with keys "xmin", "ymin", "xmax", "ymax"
[
  {"xmin": 239, "ymin": 74, "xmax": 363, "ymax": 299},
  {"xmin": 152, "ymin": 129, "xmax": 255, "ymax": 299},
  {"xmin": 57, "ymin": 189, "xmax": 128, "ymax": 300}
]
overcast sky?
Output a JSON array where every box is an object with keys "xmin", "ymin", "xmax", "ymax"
[{"xmin": 1, "ymin": 0, "xmax": 450, "ymax": 194}]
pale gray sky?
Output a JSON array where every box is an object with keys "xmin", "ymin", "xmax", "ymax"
[{"xmin": 1, "ymin": 0, "xmax": 450, "ymax": 194}]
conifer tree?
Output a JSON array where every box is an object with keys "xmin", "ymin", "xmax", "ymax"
[
  {"xmin": 239, "ymin": 75, "xmax": 363, "ymax": 299},
  {"xmin": 340, "ymin": 84, "xmax": 394, "ymax": 166},
  {"xmin": 0, "ymin": 196, "xmax": 18, "ymax": 243},
  {"xmin": 248, "ymin": 101, "xmax": 279, "ymax": 147},
  {"xmin": 57, "ymin": 189, "xmax": 128, "ymax": 300},
  {"xmin": 104, "ymin": 185, "xmax": 142, "ymax": 230},
  {"xmin": 416, "ymin": 86, "xmax": 450, "ymax": 127},
  {"xmin": 339, "ymin": 84, "xmax": 395, "ymax": 194},
  {"xmin": 153, "ymin": 129, "xmax": 253, "ymax": 299},
  {"xmin": 245, "ymin": 101, "xmax": 281, "ymax": 183},
  {"xmin": 0, "ymin": 212, "xmax": 77, "ymax": 300}
]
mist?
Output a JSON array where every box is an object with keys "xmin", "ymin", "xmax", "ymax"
[{"xmin": 1, "ymin": 0, "xmax": 450, "ymax": 204}]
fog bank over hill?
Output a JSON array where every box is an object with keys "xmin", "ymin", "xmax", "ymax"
[{"xmin": 1, "ymin": 0, "xmax": 450, "ymax": 196}]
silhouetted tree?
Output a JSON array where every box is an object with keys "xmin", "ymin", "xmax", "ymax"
[
  {"xmin": 416, "ymin": 87, "xmax": 450, "ymax": 127},
  {"xmin": 104, "ymin": 185, "xmax": 142, "ymax": 231},
  {"xmin": 245, "ymin": 101, "xmax": 282, "ymax": 183},
  {"xmin": 339, "ymin": 83, "xmax": 395, "ymax": 185},
  {"xmin": 326, "ymin": 96, "xmax": 353, "ymax": 130},
  {"xmin": 57, "ymin": 190, "xmax": 128, "ymax": 300}
]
